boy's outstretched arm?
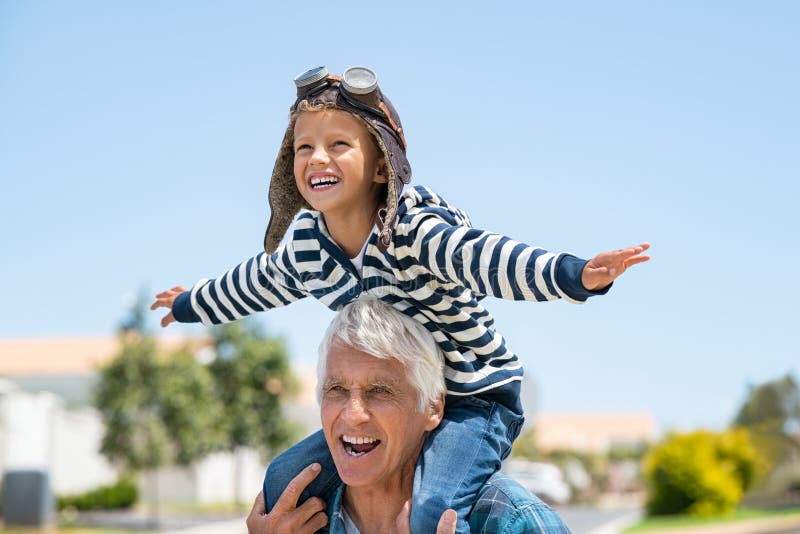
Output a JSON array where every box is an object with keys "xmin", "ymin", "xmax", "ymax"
[
  {"xmin": 581, "ymin": 243, "xmax": 650, "ymax": 291},
  {"xmin": 150, "ymin": 286, "xmax": 186, "ymax": 328},
  {"xmin": 149, "ymin": 247, "xmax": 311, "ymax": 328},
  {"xmin": 400, "ymin": 213, "xmax": 646, "ymax": 304}
]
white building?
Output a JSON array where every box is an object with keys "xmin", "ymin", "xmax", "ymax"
[
  {"xmin": 0, "ymin": 337, "xmax": 317, "ymax": 502},
  {"xmin": 0, "ymin": 380, "xmax": 118, "ymax": 494}
]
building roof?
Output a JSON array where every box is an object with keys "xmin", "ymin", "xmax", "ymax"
[
  {"xmin": 0, "ymin": 336, "xmax": 206, "ymax": 376},
  {"xmin": 534, "ymin": 412, "xmax": 657, "ymax": 453}
]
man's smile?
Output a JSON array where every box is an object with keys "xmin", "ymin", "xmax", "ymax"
[{"xmin": 341, "ymin": 435, "xmax": 381, "ymax": 457}]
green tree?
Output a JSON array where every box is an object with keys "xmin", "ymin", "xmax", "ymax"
[
  {"xmin": 510, "ymin": 428, "xmax": 539, "ymax": 461},
  {"xmin": 95, "ymin": 300, "xmax": 225, "ymax": 525},
  {"xmin": 119, "ymin": 288, "xmax": 152, "ymax": 335},
  {"xmin": 732, "ymin": 373, "xmax": 800, "ymax": 499},
  {"xmin": 734, "ymin": 374, "xmax": 800, "ymax": 435},
  {"xmin": 643, "ymin": 428, "xmax": 762, "ymax": 517},
  {"xmin": 208, "ymin": 321, "xmax": 302, "ymax": 504},
  {"xmin": 95, "ymin": 337, "xmax": 170, "ymax": 471}
]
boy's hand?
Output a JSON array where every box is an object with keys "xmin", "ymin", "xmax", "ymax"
[
  {"xmin": 150, "ymin": 286, "xmax": 186, "ymax": 328},
  {"xmin": 245, "ymin": 463, "xmax": 328, "ymax": 534},
  {"xmin": 393, "ymin": 500, "xmax": 457, "ymax": 534},
  {"xmin": 581, "ymin": 243, "xmax": 650, "ymax": 291}
]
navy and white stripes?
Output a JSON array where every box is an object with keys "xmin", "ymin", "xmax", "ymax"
[{"xmin": 172, "ymin": 185, "xmax": 601, "ymax": 406}]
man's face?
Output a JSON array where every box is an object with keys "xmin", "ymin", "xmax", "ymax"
[
  {"xmin": 320, "ymin": 341, "xmax": 442, "ymax": 489},
  {"xmin": 293, "ymin": 109, "xmax": 387, "ymax": 220}
]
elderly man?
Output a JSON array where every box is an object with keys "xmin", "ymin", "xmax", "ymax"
[{"xmin": 247, "ymin": 299, "xmax": 570, "ymax": 533}]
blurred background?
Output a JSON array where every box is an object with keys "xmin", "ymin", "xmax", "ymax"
[{"xmin": 1, "ymin": 1, "xmax": 798, "ymax": 532}]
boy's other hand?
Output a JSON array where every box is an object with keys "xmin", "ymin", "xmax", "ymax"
[
  {"xmin": 245, "ymin": 463, "xmax": 328, "ymax": 534},
  {"xmin": 581, "ymin": 243, "xmax": 650, "ymax": 291},
  {"xmin": 150, "ymin": 286, "xmax": 186, "ymax": 328}
]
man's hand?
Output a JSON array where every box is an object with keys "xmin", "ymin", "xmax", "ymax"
[
  {"xmin": 150, "ymin": 286, "xmax": 186, "ymax": 328},
  {"xmin": 245, "ymin": 463, "xmax": 328, "ymax": 534},
  {"xmin": 581, "ymin": 243, "xmax": 650, "ymax": 291},
  {"xmin": 393, "ymin": 500, "xmax": 458, "ymax": 534}
]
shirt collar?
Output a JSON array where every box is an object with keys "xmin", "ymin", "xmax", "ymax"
[{"xmin": 323, "ymin": 482, "xmax": 347, "ymax": 534}]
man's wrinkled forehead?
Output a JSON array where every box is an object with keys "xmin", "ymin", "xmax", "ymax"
[{"xmin": 324, "ymin": 342, "xmax": 405, "ymax": 386}]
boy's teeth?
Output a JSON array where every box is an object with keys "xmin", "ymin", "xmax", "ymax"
[{"xmin": 310, "ymin": 176, "xmax": 340, "ymax": 186}]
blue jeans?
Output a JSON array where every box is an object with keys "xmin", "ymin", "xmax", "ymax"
[{"xmin": 263, "ymin": 395, "xmax": 524, "ymax": 534}]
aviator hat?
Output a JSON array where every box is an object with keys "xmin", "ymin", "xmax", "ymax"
[{"xmin": 264, "ymin": 66, "xmax": 411, "ymax": 254}]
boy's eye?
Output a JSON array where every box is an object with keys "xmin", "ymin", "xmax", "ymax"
[
  {"xmin": 333, "ymin": 140, "xmax": 349, "ymax": 147},
  {"xmin": 295, "ymin": 144, "xmax": 312, "ymax": 153}
]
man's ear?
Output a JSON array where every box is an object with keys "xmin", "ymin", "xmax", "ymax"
[{"xmin": 425, "ymin": 395, "xmax": 445, "ymax": 431}]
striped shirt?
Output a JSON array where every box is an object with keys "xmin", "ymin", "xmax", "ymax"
[{"xmin": 173, "ymin": 186, "xmax": 604, "ymax": 408}]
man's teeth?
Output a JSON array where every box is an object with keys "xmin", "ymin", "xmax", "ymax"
[
  {"xmin": 343, "ymin": 435, "xmax": 378, "ymax": 445},
  {"xmin": 342, "ymin": 435, "xmax": 379, "ymax": 457}
]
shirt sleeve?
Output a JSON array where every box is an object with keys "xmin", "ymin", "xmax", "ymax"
[
  {"xmin": 508, "ymin": 502, "xmax": 573, "ymax": 533},
  {"xmin": 171, "ymin": 245, "xmax": 309, "ymax": 326},
  {"xmin": 395, "ymin": 213, "xmax": 609, "ymax": 304},
  {"xmin": 468, "ymin": 475, "xmax": 572, "ymax": 533}
]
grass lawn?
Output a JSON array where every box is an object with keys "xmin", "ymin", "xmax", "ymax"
[{"xmin": 624, "ymin": 506, "xmax": 800, "ymax": 532}]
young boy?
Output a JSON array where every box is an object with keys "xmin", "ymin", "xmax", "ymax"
[{"xmin": 152, "ymin": 65, "xmax": 649, "ymax": 532}]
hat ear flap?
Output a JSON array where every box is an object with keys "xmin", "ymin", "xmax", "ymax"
[{"xmin": 264, "ymin": 126, "xmax": 309, "ymax": 253}]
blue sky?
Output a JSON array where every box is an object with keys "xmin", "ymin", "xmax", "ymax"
[{"xmin": 2, "ymin": 1, "xmax": 798, "ymax": 433}]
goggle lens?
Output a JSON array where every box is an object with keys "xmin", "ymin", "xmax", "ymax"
[
  {"xmin": 341, "ymin": 67, "xmax": 378, "ymax": 95},
  {"xmin": 294, "ymin": 66, "xmax": 328, "ymax": 88}
]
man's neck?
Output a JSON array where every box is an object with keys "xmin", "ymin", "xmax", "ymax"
[
  {"xmin": 322, "ymin": 202, "xmax": 381, "ymax": 258},
  {"xmin": 342, "ymin": 473, "xmax": 414, "ymax": 533}
]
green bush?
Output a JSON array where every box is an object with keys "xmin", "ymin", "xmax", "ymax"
[
  {"xmin": 57, "ymin": 476, "xmax": 138, "ymax": 511},
  {"xmin": 643, "ymin": 428, "xmax": 761, "ymax": 517}
]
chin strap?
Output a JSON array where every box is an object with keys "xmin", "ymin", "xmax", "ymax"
[{"xmin": 376, "ymin": 176, "xmax": 400, "ymax": 251}]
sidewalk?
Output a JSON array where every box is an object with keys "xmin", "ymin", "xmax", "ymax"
[
  {"xmin": 586, "ymin": 510, "xmax": 642, "ymax": 534},
  {"xmin": 72, "ymin": 509, "xmax": 248, "ymax": 534},
  {"xmin": 154, "ymin": 512, "xmax": 800, "ymax": 534},
  {"xmin": 161, "ymin": 518, "xmax": 246, "ymax": 534},
  {"xmin": 167, "ymin": 508, "xmax": 643, "ymax": 534}
]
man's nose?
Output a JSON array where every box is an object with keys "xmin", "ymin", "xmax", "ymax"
[{"xmin": 342, "ymin": 395, "xmax": 370, "ymax": 424}]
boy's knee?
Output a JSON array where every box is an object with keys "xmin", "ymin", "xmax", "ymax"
[
  {"xmin": 263, "ymin": 460, "xmax": 293, "ymax": 510},
  {"xmin": 411, "ymin": 493, "xmax": 470, "ymax": 534}
]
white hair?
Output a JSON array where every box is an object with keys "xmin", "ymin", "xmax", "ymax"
[{"xmin": 317, "ymin": 298, "xmax": 445, "ymax": 412}]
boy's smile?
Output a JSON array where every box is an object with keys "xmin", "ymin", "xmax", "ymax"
[
  {"xmin": 307, "ymin": 171, "xmax": 341, "ymax": 191},
  {"xmin": 293, "ymin": 109, "xmax": 387, "ymax": 222}
]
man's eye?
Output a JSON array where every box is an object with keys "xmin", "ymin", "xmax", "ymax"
[
  {"xmin": 369, "ymin": 386, "xmax": 388, "ymax": 394},
  {"xmin": 329, "ymin": 385, "xmax": 346, "ymax": 392},
  {"xmin": 333, "ymin": 140, "xmax": 349, "ymax": 147}
]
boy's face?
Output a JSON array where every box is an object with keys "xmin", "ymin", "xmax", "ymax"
[{"xmin": 293, "ymin": 110, "xmax": 387, "ymax": 218}]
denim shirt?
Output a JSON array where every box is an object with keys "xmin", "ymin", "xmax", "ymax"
[{"xmin": 320, "ymin": 472, "xmax": 572, "ymax": 534}]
